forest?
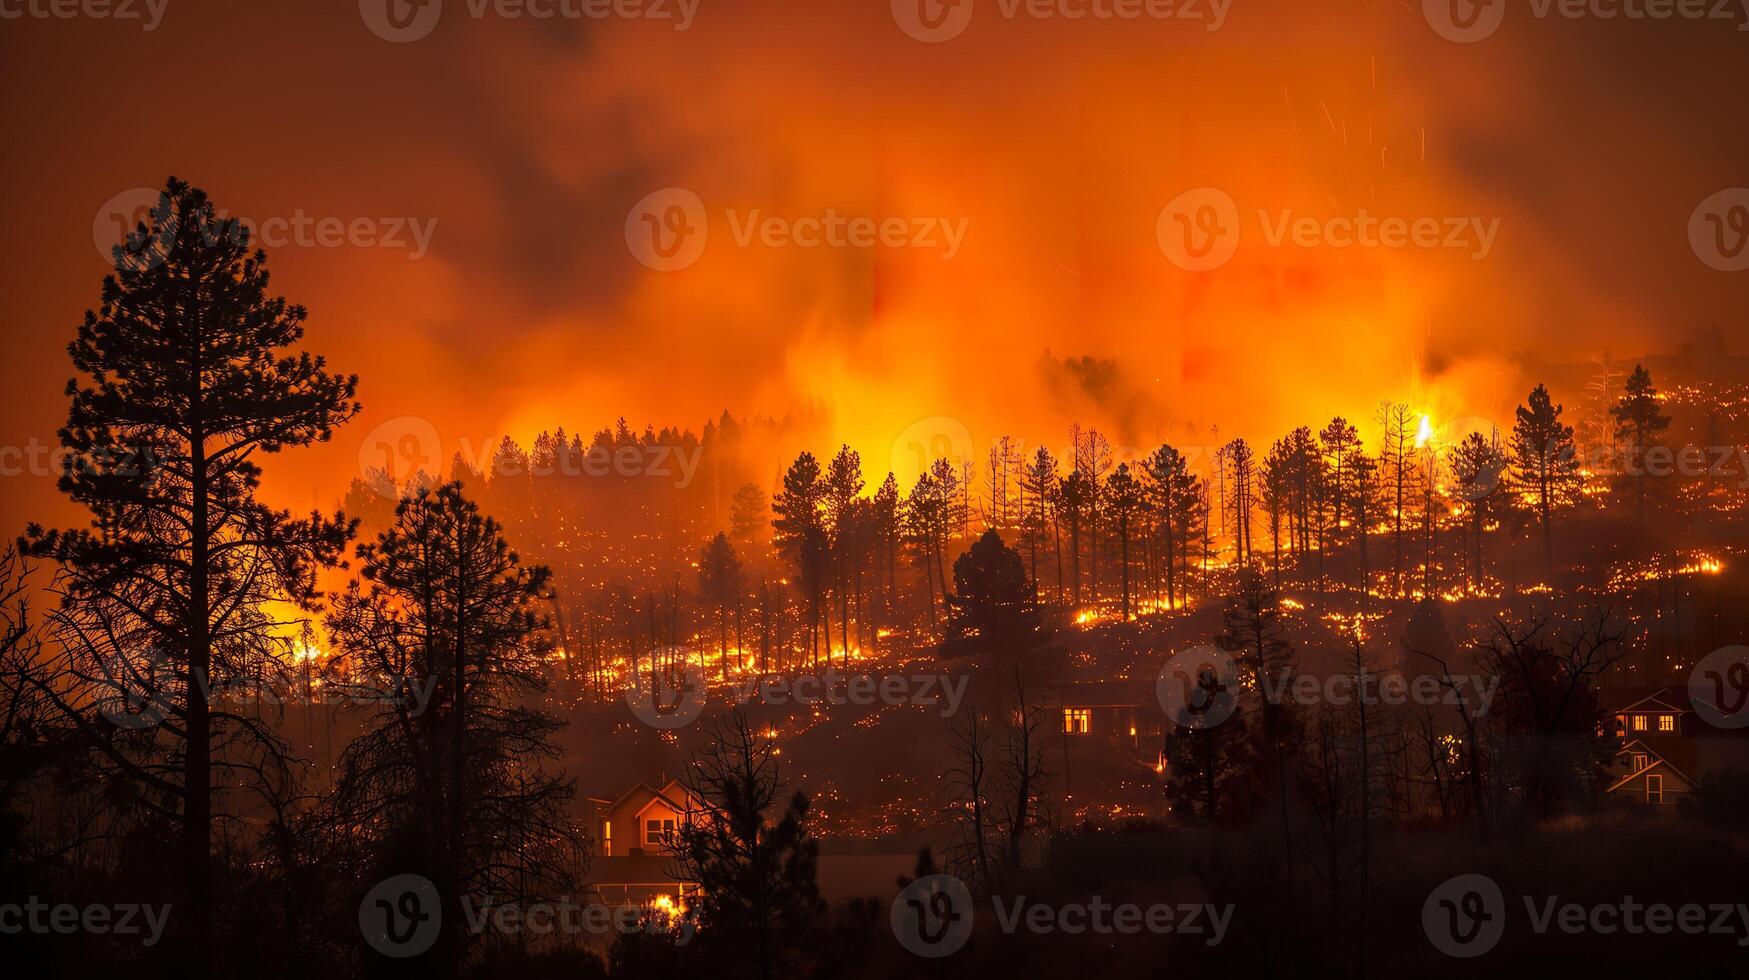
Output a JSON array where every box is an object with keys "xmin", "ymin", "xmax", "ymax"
[{"xmin": 3, "ymin": 181, "xmax": 1748, "ymax": 979}]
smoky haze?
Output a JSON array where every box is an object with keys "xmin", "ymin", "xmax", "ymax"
[{"xmin": 1, "ymin": 0, "xmax": 1744, "ymax": 525}]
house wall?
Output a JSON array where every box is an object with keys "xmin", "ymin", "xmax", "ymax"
[
  {"xmin": 1607, "ymin": 767, "xmax": 1693, "ymax": 807},
  {"xmin": 597, "ymin": 783, "xmax": 700, "ymax": 856}
]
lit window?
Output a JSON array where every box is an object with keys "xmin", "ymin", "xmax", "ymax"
[
  {"xmin": 1631, "ymin": 714, "xmax": 1647, "ymax": 732},
  {"xmin": 1658, "ymin": 714, "xmax": 1675, "ymax": 733},
  {"xmin": 1647, "ymin": 774, "xmax": 1664, "ymax": 804},
  {"xmin": 1063, "ymin": 708, "xmax": 1091, "ymax": 735},
  {"xmin": 603, "ymin": 821, "xmax": 612, "ymax": 856}
]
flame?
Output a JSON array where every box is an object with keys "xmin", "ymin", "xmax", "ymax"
[{"xmin": 1415, "ymin": 414, "xmax": 1435, "ymax": 449}]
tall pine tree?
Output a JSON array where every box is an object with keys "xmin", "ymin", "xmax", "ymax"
[{"xmin": 24, "ymin": 178, "xmax": 358, "ymax": 960}]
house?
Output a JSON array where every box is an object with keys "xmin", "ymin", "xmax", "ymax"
[
  {"xmin": 1049, "ymin": 680, "xmax": 1169, "ymax": 804},
  {"xmin": 1607, "ymin": 738, "xmax": 1696, "ymax": 807},
  {"xmin": 1054, "ymin": 680, "xmax": 1160, "ymax": 749},
  {"xmin": 583, "ymin": 778, "xmax": 706, "ymax": 908},
  {"xmin": 581, "ymin": 785, "xmax": 972, "ymax": 909},
  {"xmin": 1599, "ymin": 688, "xmax": 1749, "ymax": 808},
  {"xmin": 1609, "ymin": 689, "xmax": 1691, "ymax": 740},
  {"xmin": 588, "ymin": 777, "xmax": 704, "ymax": 858}
]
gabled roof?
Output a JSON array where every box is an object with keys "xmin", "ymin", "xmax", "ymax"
[
  {"xmin": 599, "ymin": 779, "xmax": 703, "ymax": 821},
  {"xmin": 658, "ymin": 779, "xmax": 697, "ymax": 805},
  {"xmin": 634, "ymin": 792, "xmax": 689, "ymax": 821},
  {"xmin": 601, "ymin": 782, "xmax": 662, "ymax": 815},
  {"xmin": 1608, "ymin": 739, "xmax": 1696, "ymax": 791}
]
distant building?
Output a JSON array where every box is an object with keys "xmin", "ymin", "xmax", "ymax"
[
  {"xmin": 1600, "ymin": 688, "xmax": 1749, "ymax": 808},
  {"xmin": 582, "ymin": 777, "xmax": 920, "ymax": 907},
  {"xmin": 1054, "ymin": 680, "xmax": 1160, "ymax": 749},
  {"xmin": 584, "ymin": 778, "xmax": 704, "ymax": 906},
  {"xmin": 589, "ymin": 777, "xmax": 703, "ymax": 858},
  {"xmin": 1049, "ymin": 680, "xmax": 1169, "ymax": 803}
]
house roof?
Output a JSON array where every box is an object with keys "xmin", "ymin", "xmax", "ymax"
[
  {"xmin": 635, "ymin": 793, "xmax": 687, "ymax": 821},
  {"xmin": 1610, "ymin": 739, "xmax": 1697, "ymax": 790},
  {"xmin": 596, "ymin": 779, "xmax": 704, "ymax": 820},
  {"xmin": 599, "ymin": 782, "xmax": 661, "ymax": 815}
]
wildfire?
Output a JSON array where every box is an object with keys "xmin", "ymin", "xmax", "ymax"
[
  {"xmin": 1608, "ymin": 552, "xmax": 1729, "ymax": 589},
  {"xmin": 1688, "ymin": 557, "xmax": 1725, "ymax": 575},
  {"xmin": 1415, "ymin": 414, "xmax": 1435, "ymax": 449}
]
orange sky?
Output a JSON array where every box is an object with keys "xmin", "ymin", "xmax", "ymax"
[{"xmin": 3, "ymin": 0, "xmax": 1746, "ymax": 529}]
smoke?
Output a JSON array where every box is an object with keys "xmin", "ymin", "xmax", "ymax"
[{"xmin": 2, "ymin": 0, "xmax": 1744, "ymax": 521}]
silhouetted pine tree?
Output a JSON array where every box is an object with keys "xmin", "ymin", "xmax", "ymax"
[
  {"xmin": 325, "ymin": 482, "xmax": 579, "ymax": 972},
  {"xmin": 22, "ymin": 177, "xmax": 358, "ymax": 961}
]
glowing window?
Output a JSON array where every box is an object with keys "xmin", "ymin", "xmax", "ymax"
[
  {"xmin": 1658, "ymin": 714, "xmax": 1675, "ymax": 733},
  {"xmin": 1063, "ymin": 708, "xmax": 1091, "ymax": 735},
  {"xmin": 602, "ymin": 821, "xmax": 612, "ymax": 856},
  {"xmin": 1631, "ymin": 714, "xmax": 1647, "ymax": 732}
]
